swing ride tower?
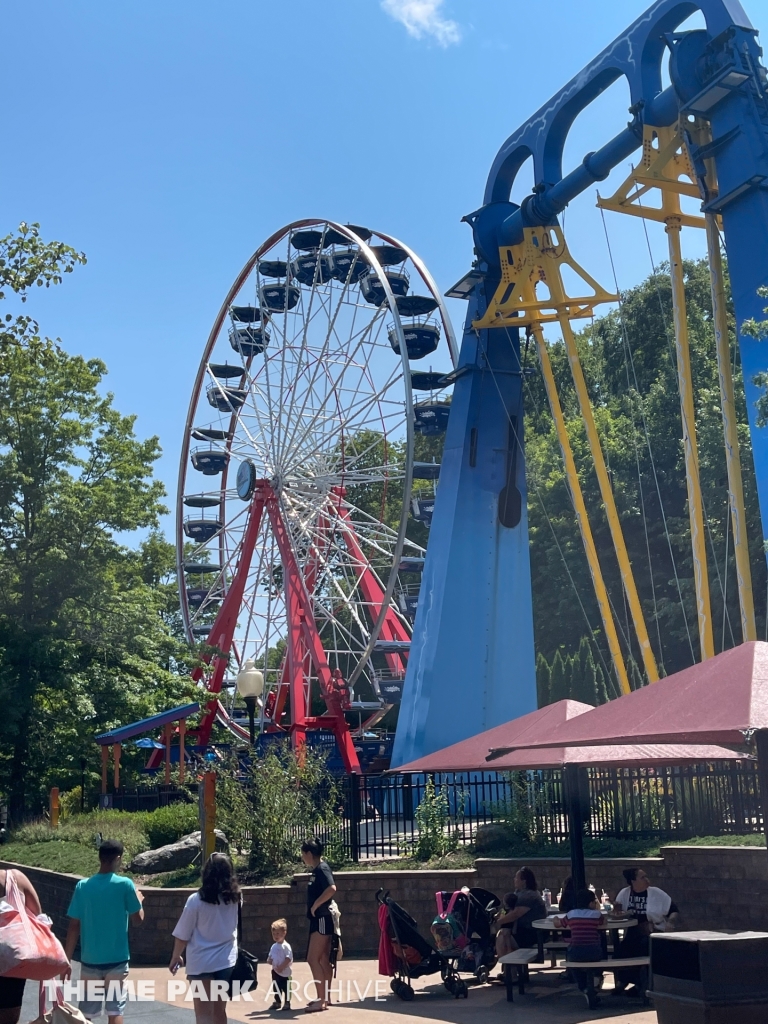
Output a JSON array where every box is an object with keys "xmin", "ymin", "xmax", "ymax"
[{"xmin": 392, "ymin": 0, "xmax": 768, "ymax": 765}]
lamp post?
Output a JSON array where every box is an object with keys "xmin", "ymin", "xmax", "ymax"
[{"xmin": 236, "ymin": 659, "xmax": 264, "ymax": 745}]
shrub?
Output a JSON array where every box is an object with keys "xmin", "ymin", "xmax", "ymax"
[
  {"xmin": 144, "ymin": 804, "xmax": 199, "ymax": 849},
  {"xmin": 413, "ymin": 779, "xmax": 461, "ymax": 861}
]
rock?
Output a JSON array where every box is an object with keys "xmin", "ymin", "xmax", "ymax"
[
  {"xmin": 474, "ymin": 822, "xmax": 512, "ymax": 854},
  {"xmin": 129, "ymin": 829, "xmax": 228, "ymax": 874}
]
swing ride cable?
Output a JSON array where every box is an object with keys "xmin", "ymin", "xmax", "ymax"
[
  {"xmin": 634, "ymin": 190, "xmax": 736, "ymax": 649},
  {"xmin": 599, "ymin": 201, "xmax": 694, "ymax": 665},
  {"xmin": 494, "ymin": 326, "xmax": 622, "ymax": 696}
]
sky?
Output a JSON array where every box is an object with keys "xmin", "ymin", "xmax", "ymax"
[{"xmin": 4, "ymin": 0, "xmax": 759, "ymax": 539}]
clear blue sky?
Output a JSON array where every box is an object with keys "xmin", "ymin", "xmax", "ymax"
[{"xmin": 5, "ymin": 0, "xmax": 759, "ymax": 537}]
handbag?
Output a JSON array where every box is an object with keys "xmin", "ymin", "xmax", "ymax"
[
  {"xmin": 228, "ymin": 900, "xmax": 258, "ymax": 996},
  {"xmin": 27, "ymin": 982, "xmax": 89, "ymax": 1024},
  {"xmin": 0, "ymin": 871, "xmax": 69, "ymax": 980}
]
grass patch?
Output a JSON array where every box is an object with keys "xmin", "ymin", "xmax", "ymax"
[
  {"xmin": 0, "ymin": 841, "xmax": 99, "ymax": 876},
  {"xmin": 674, "ymin": 834, "xmax": 766, "ymax": 848}
]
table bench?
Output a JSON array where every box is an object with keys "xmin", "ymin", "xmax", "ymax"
[{"xmin": 498, "ymin": 949, "xmax": 541, "ymax": 1001}]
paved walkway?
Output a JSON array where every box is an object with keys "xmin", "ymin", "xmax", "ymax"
[{"xmin": 21, "ymin": 961, "xmax": 657, "ymax": 1024}]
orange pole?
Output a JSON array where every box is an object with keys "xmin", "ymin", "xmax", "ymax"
[
  {"xmin": 113, "ymin": 743, "xmax": 121, "ymax": 791},
  {"xmin": 178, "ymin": 720, "xmax": 186, "ymax": 784},
  {"xmin": 101, "ymin": 746, "xmax": 109, "ymax": 795},
  {"xmin": 164, "ymin": 724, "xmax": 172, "ymax": 784},
  {"xmin": 50, "ymin": 787, "xmax": 60, "ymax": 829}
]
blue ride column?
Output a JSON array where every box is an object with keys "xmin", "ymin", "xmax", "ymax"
[{"xmin": 391, "ymin": 277, "xmax": 538, "ymax": 767}]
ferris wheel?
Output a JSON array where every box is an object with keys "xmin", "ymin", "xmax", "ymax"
[{"xmin": 177, "ymin": 219, "xmax": 457, "ymax": 772}]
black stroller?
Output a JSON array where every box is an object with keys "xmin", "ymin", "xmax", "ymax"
[
  {"xmin": 433, "ymin": 887, "xmax": 502, "ymax": 985},
  {"xmin": 376, "ymin": 887, "xmax": 500, "ymax": 1000}
]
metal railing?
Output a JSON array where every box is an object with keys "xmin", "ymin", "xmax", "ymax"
[
  {"xmin": 324, "ymin": 762, "xmax": 763, "ymax": 861},
  {"xmin": 110, "ymin": 785, "xmax": 195, "ymax": 812}
]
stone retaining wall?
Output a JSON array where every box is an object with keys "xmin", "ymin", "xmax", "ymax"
[{"xmin": 3, "ymin": 844, "xmax": 766, "ymax": 964}]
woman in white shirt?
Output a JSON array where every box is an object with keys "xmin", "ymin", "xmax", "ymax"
[{"xmin": 169, "ymin": 853, "xmax": 241, "ymax": 1024}]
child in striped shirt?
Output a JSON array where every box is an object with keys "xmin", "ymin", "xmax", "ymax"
[{"xmin": 555, "ymin": 889, "xmax": 607, "ymax": 1008}]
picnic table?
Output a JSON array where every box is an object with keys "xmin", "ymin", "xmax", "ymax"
[{"xmin": 531, "ymin": 915, "xmax": 638, "ymax": 963}]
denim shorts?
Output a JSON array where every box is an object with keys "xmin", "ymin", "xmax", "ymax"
[{"xmin": 79, "ymin": 961, "xmax": 130, "ymax": 1017}]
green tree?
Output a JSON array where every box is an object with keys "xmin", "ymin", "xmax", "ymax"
[
  {"xmin": 548, "ymin": 650, "xmax": 568, "ymax": 703},
  {"xmin": 535, "ymin": 652, "xmax": 550, "ymax": 707},
  {"xmin": 0, "ymin": 224, "xmax": 193, "ymax": 817}
]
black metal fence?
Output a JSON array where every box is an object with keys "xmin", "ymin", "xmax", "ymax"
[
  {"xmin": 109, "ymin": 785, "xmax": 194, "ymax": 812},
  {"xmin": 326, "ymin": 761, "xmax": 763, "ymax": 861}
]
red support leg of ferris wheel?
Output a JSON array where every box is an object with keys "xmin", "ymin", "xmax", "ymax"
[
  {"xmin": 191, "ymin": 482, "xmax": 361, "ymax": 773},
  {"xmin": 192, "ymin": 488, "xmax": 267, "ymax": 747}
]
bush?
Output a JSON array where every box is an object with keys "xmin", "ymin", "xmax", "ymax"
[
  {"xmin": 144, "ymin": 804, "xmax": 199, "ymax": 849},
  {"xmin": 413, "ymin": 779, "xmax": 461, "ymax": 861}
]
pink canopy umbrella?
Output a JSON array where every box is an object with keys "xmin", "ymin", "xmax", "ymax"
[
  {"xmin": 486, "ymin": 641, "xmax": 768, "ymax": 753},
  {"xmin": 395, "ymin": 699, "xmax": 595, "ymax": 773}
]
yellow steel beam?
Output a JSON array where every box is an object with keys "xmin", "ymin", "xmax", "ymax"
[
  {"xmin": 705, "ymin": 212, "xmax": 757, "ymax": 641},
  {"xmin": 530, "ymin": 315, "xmax": 631, "ymax": 696},
  {"xmin": 556, "ymin": 311, "xmax": 659, "ymax": 682},
  {"xmin": 666, "ymin": 210, "xmax": 715, "ymax": 659}
]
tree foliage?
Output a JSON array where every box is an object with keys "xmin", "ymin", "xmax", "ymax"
[{"xmin": 0, "ymin": 224, "xmax": 194, "ymax": 818}]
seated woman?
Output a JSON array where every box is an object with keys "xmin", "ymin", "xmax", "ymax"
[
  {"xmin": 498, "ymin": 867, "xmax": 546, "ymax": 950},
  {"xmin": 612, "ymin": 867, "xmax": 679, "ymax": 996},
  {"xmin": 494, "ymin": 892, "xmax": 519, "ymax": 958}
]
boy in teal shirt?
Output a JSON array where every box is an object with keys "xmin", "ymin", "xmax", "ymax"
[{"xmin": 64, "ymin": 839, "xmax": 144, "ymax": 1024}]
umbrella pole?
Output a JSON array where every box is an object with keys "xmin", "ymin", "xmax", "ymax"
[{"xmin": 564, "ymin": 765, "xmax": 587, "ymax": 891}]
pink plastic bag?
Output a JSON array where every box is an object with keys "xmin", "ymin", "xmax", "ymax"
[{"xmin": 0, "ymin": 870, "xmax": 69, "ymax": 980}]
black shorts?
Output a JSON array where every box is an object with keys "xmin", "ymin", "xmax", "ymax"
[
  {"xmin": 0, "ymin": 976, "xmax": 26, "ymax": 1010},
  {"xmin": 308, "ymin": 914, "xmax": 333, "ymax": 936}
]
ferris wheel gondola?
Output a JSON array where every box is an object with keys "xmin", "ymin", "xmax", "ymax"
[{"xmin": 177, "ymin": 220, "xmax": 457, "ymax": 771}]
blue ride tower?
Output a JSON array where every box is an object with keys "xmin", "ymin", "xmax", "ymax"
[{"xmin": 392, "ymin": 257, "xmax": 538, "ymax": 767}]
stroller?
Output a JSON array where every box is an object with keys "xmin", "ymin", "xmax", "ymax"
[
  {"xmin": 376, "ymin": 887, "xmax": 500, "ymax": 1000},
  {"xmin": 431, "ymin": 887, "xmax": 501, "ymax": 985}
]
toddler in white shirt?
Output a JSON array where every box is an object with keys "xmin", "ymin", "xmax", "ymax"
[{"xmin": 267, "ymin": 918, "xmax": 293, "ymax": 1011}]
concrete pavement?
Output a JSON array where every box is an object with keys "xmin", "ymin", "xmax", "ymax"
[{"xmin": 20, "ymin": 960, "xmax": 657, "ymax": 1024}]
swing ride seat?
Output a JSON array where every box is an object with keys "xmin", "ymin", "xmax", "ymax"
[
  {"xmin": 399, "ymin": 592, "xmax": 420, "ymax": 622},
  {"xmin": 206, "ymin": 384, "xmax": 248, "ymax": 412},
  {"xmin": 413, "ymin": 462, "xmax": 440, "ymax": 480},
  {"xmin": 230, "ymin": 305, "xmax": 262, "ymax": 323},
  {"xmin": 359, "ymin": 270, "xmax": 409, "ymax": 305},
  {"xmin": 257, "ymin": 260, "xmax": 289, "ymax": 278},
  {"xmin": 229, "ymin": 325, "xmax": 269, "ymax": 356},
  {"xmin": 260, "ymin": 282, "xmax": 301, "ymax": 311},
  {"xmin": 290, "ymin": 229, "xmax": 325, "ymax": 251},
  {"xmin": 191, "ymin": 427, "xmax": 230, "ymax": 442},
  {"xmin": 190, "ymin": 448, "xmax": 229, "ymax": 475},
  {"xmin": 410, "ymin": 371, "xmax": 449, "ymax": 391},
  {"xmin": 186, "ymin": 587, "xmax": 221, "ymax": 609},
  {"xmin": 183, "ymin": 518, "xmax": 222, "ymax": 542},
  {"xmin": 208, "ymin": 363, "xmax": 245, "ymax": 379},
  {"xmin": 411, "ymin": 497, "xmax": 435, "ymax": 523},
  {"xmin": 291, "ymin": 252, "xmax": 333, "ymax": 285},
  {"xmin": 414, "ymin": 402, "xmax": 450, "ymax": 436},
  {"xmin": 183, "ymin": 562, "xmax": 222, "ymax": 574},
  {"xmin": 368, "ymin": 244, "xmax": 408, "ymax": 266},
  {"xmin": 183, "ymin": 494, "xmax": 221, "ymax": 508},
  {"xmin": 330, "ymin": 248, "xmax": 369, "ymax": 282},
  {"xmin": 388, "ymin": 321, "xmax": 441, "ymax": 360},
  {"xmin": 399, "ymin": 557, "xmax": 425, "ymax": 573}
]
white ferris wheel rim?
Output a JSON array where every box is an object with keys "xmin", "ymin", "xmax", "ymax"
[{"xmin": 176, "ymin": 219, "xmax": 457, "ymax": 719}]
